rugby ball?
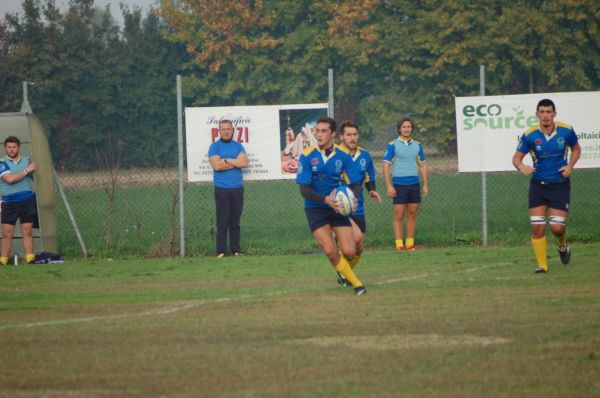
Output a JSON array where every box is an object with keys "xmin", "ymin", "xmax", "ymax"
[{"xmin": 335, "ymin": 186, "xmax": 356, "ymax": 216}]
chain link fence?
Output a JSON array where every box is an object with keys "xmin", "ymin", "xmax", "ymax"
[{"xmin": 55, "ymin": 136, "xmax": 600, "ymax": 258}]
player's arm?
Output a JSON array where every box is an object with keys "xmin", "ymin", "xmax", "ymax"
[
  {"xmin": 299, "ymin": 184, "xmax": 325, "ymax": 202},
  {"xmin": 512, "ymin": 135, "xmax": 535, "ymax": 175},
  {"xmin": 512, "ymin": 151, "xmax": 534, "ymax": 176},
  {"xmin": 419, "ymin": 162, "xmax": 429, "ymax": 197},
  {"xmin": 365, "ymin": 180, "xmax": 382, "ymax": 203},
  {"xmin": 365, "ymin": 157, "xmax": 382, "ymax": 203},
  {"xmin": 227, "ymin": 152, "xmax": 249, "ymax": 169},
  {"xmin": 209, "ymin": 155, "xmax": 234, "ymax": 171},
  {"xmin": 417, "ymin": 145, "xmax": 428, "ymax": 196},
  {"xmin": 0, "ymin": 161, "xmax": 36, "ymax": 184},
  {"xmin": 299, "ymin": 184, "xmax": 339, "ymax": 211},
  {"xmin": 382, "ymin": 143, "xmax": 396, "ymax": 197},
  {"xmin": 297, "ymin": 153, "xmax": 338, "ymax": 211},
  {"xmin": 560, "ymin": 143, "xmax": 581, "ymax": 178},
  {"xmin": 382, "ymin": 162, "xmax": 395, "ymax": 198}
]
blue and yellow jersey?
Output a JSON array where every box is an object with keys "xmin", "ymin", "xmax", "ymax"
[
  {"xmin": 516, "ymin": 122, "xmax": 578, "ymax": 183},
  {"xmin": 0, "ymin": 155, "xmax": 35, "ymax": 203},
  {"xmin": 338, "ymin": 144, "xmax": 376, "ymax": 216},
  {"xmin": 296, "ymin": 144, "xmax": 360, "ymax": 209},
  {"xmin": 383, "ymin": 137, "xmax": 426, "ymax": 185},
  {"xmin": 208, "ymin": 140, "xmax": 246, "ymax": 189}
]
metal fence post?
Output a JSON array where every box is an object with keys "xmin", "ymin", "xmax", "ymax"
[
  {"xmin": 177, "ymin": 75, "xmax": 186, "ymax": 257},
  {"xmin": 480, "ymin": 65, "xmax": 488, "ymax": 246},
  {"xmin": 328, "ymin": 68, "xmax": 334, "ymax": 118},
  {"xmin": 53, "ymin": 169, "xmax": 88, "ymax": 259}
]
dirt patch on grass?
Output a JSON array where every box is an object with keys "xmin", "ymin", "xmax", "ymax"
[{"xmin": 289, "ymin": 334, "xmax": 510, "ymax": 351}]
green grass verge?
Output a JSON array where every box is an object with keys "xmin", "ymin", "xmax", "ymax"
[
  {"xmin": 56, "ymin": 168, "xmax": 600, "ymax": 257},
  {"xmin": 1, "ymin": 243, "xmax": 599, "ymax": 397}
]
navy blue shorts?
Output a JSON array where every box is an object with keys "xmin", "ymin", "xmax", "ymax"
[
  {"xmin": 1, "ymin": 195, "xmax": 39, "ymax": 227},
  {"xmin": 350, "ymin": 214, "xmax": 366, "ymax": 233},
  {"xmin": 393, "ymin": 183, "xmax": 421, "ymax": 205},
  {"xmin": 528, "ymin": 179, "xmax": 570, "ymax": 212},
  {"xmin": 305, "ymin": 207, "xmax": 351, "ymax": 232}
]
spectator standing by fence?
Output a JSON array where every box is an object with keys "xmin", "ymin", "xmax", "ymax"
[
  {"xmin": 208, "ymin": 119, "xmax": 249, "ymax": 257},
  {"xmin": 0, "ymin": 136, "xmax": 38, "ymax": 265},
  {"xmin": 383, "ymin": 118, "xmax": 428, "ymax": 252},
  {"xmin": 512, "ymin": 99, "xmax": 581, "ymax": 273}
]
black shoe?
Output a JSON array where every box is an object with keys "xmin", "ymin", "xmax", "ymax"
[
  {"xmin": 534, "ymin": 267, "xmax": 547, "ymax": 274},
  {"xmin": 336, "ymin": 272, "xmax": 350, "ymax": 287},
  {"xmin": 558, "ymin": 245, "xmax": 571, "ymax": 265},
  {"xmin": 354, "ymin": 286, "xmax": 367, "ymax": 296}
]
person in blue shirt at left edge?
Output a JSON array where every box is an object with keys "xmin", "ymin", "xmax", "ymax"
[
  {"xmin": 208, "ymin": 119, "xmax": 249, "ymax": 258},
  {"xmin": 296, "ymin": 117, "xmax": 367, "ymax": 296},
  {"xmin": 512, "ymin": 98, "xmax": 581, "ymax": 274},
  {"xmin": 0, "ymin": 136, "xmax": 39, "ymax": 265}
]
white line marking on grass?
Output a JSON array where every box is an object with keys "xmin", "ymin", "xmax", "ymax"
[
  {"xmin": 0, "ymin": 294, "xmax": 269, "ymax": 330},
  {"xmin": 0, "ymin": 262, "xmax": 514, "ymax": 330},
  {"xmin": 463, "ymin": 262, "xmax": 513, "ymax": 273},
  {"xmin": 374, "ymin": 261, "xmax": 513, "ymax": 286}
]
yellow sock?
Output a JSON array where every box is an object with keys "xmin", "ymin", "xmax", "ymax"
[
  {"xmin": 0, "ymin": 257, "xmax": 7, "ymax": 265},
  {"xmin": 406, "ymin": 237, "xmax": 414, "ymax": 247},
  {"xmin": 349, "ymin": 253, "xmax": 361, "ymax": 269},
  {"xmin": 335, "ymin": 256, "xmax": 362, "ymax": 288},
  {"xmin": 556, "ymin": 235, "xmax": 567, "ymax": 249},
  {"xmin": 531, "ymin": 236, "xmax": 548, "ymax": 271},
  {"xmin": 26, "ymin": 253, "xmax": 35, "ymax": 263},
  {"xmin": 395, "ymin": 239, "xmax": 404, "ymax": 249}
]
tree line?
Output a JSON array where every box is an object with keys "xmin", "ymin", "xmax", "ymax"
[{"xmin": 2, "ymin": 0, "xmax": 598, "ymax": 170}]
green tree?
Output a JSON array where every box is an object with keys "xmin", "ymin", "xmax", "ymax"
[
  {"xmin": 361, "ymin": 0, "xmax": 600, "ymax": 152},
  {"xmin": 159, "ymin": 0, "xmax": 382, "ymax": 119},
  {"xmin": 1, "ymin": 0, "xmax": 187, "ymax": 169}
]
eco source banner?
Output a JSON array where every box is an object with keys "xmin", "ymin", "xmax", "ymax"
[
  {"xmin": 455, "ymin": 91, "xmax": 600, "ymax": 172},
  {"xmin": 185, "ymin": 104, "xmax": 328, "ymax": 182}
]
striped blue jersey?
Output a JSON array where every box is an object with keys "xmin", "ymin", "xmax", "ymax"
[
  {"xmin": 338, "ymin": 144, "xmax": 376, "ymax": 216},
  {"xmin": 383, "ymin": 137, "xmax": 426, "ymax": 185},
  {"xmin": 516, "ymin": 122, "xmax": 578, "ymax": 183},
  {"xmin": 0, "ymin": 156, "xmax": 35, "ymax": 203},
  {"xmin": 296, "ymin": 144, "xmax": 360, "ymax": 209}
]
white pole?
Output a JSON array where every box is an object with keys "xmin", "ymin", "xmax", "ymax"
[
  {"xmin": 177, "ymin": 75, "xmax": 185, "ymax": 257},
  {"xmin": 480, "ymin": 65, "xmax": 488, "ymax": 246},
  {"xmin": 20, "ymin": 81, "xmax": 33, "ymax": 113},
  {"xmin": 53, "ymin": 169, "xmax": 88, "ymax": 259},
  {"xmin": 328, "ymin": 68, "xmax": 334, "ymax": 118}
]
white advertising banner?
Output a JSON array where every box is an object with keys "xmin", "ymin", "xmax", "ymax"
[
  {"xmin": 185, "ymin": 104, "xmax": 328, "ymax": 182},
  {"xmin": 455, "ymin": 91, "xmax": 600, "ymax": 172}
]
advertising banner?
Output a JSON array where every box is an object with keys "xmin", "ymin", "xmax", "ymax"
[
  {"xmin": 185, "ymin": 104, "xmax": 328, "ymax": 182},
  {"xmin": 455, "ymin": 91, "xmax": 600, "ymax": 172}
]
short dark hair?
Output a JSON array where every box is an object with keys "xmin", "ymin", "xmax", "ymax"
[
  {"xmin": 339, "ymin": 120, "xmax": 358, "ymax": 135},
  {"xmin": 317, "ymin": 117, "xmax": 336, "ymax": 132},
  {"xmin": 537, "ymin": 99, "xmax": 556, "ymax": 112},
  {"xmin": 4, "ymin": 136, "xmax": 20, "ymax": 146},
  {"xmin": 397, "ymin": 118, "xmax": 415, "ymax": 133},
  {"xmin": 218, "ymin": 119, "xmax": 233, "ymax": 128}
]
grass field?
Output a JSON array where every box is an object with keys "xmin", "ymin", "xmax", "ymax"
[
  {"xmin": 55, "ymin": 166, "xmax": 600, "ymax": 257},
  {"xmin": 1, "ymin": 243, "xmax": 599, "ymax": 397}
]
